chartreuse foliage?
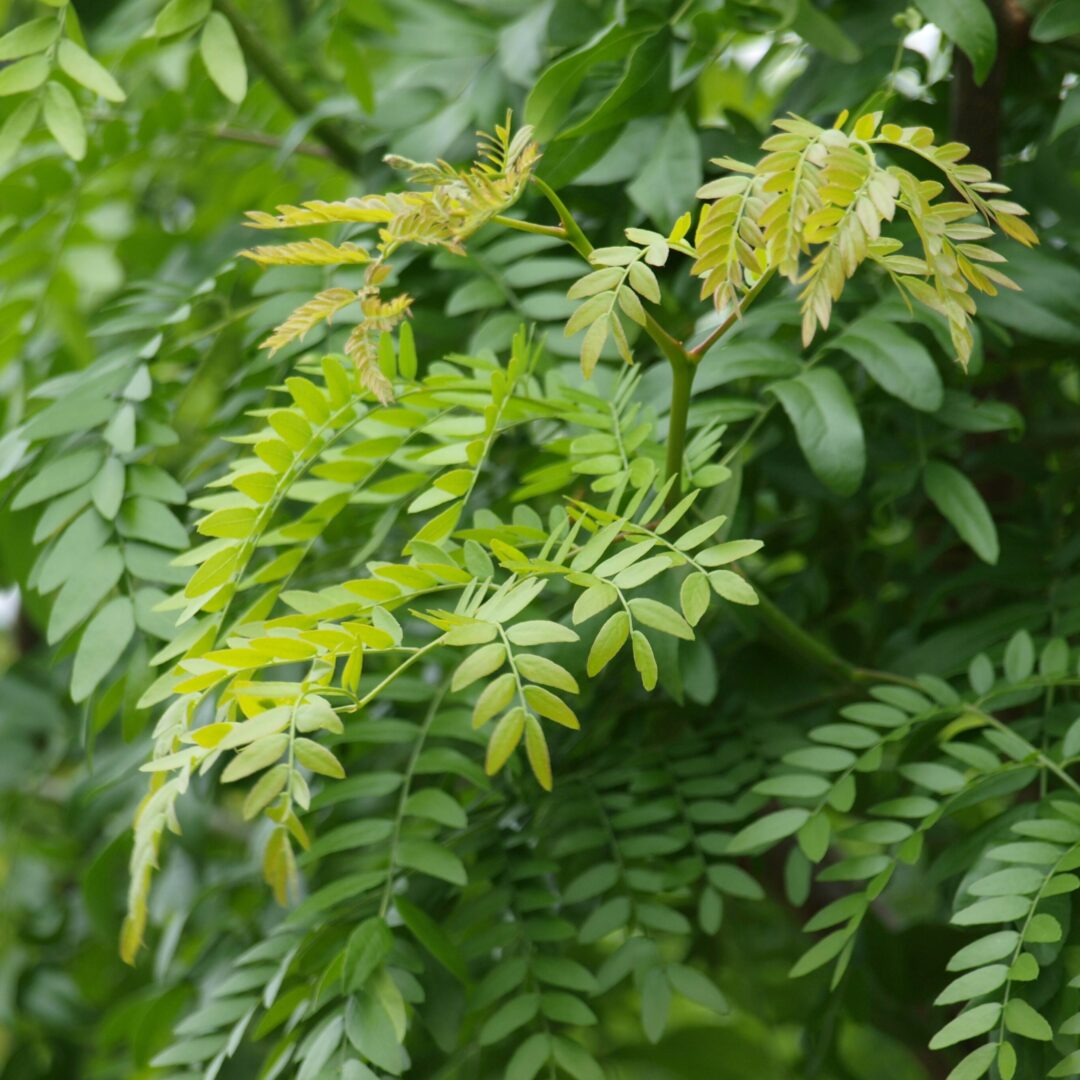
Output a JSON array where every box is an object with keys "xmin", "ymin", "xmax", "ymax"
[
  {"xmin": 50, "ymin": 104, "xmax": 1032, "ymax": 1077},
  {"xmin": 120, "ymin": 292, "xmax": 765, "ymax": 1070},
  {"xmin": 0, "ymin": 0, "xmax": 124, "ymax": 164},
  {"xmin": 6, "ymin": 2, "xmax": 1080, "ymax": 1076},
  {"xmin": 689, "ymin": 110, "xmax": 1031, "ymax": 367},
  {"xmin": 243, "ymin": 114, "xmax": 539, "ymax": 403}
]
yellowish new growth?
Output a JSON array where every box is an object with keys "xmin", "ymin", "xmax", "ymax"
[
  {"xmin": 240, "ymin": 237, "xmax": 371, "ymax": 267},
  {"xmin": 261, "ymin": 287, "xmax": 358, "ymax": 356},
  {"xmin": 693, "ymin": 109, "xmax": 1036, "ymax": 367},
  {"xmin": 240, "ymin": 112, "xmax": 540, "ymax": 399},
  {"xmin": 346, "ymin": 292, "xmax": 413, "ymax": 405},
  {"xmin": 244, "ymin": 198, "xmax": 394, "ymax": 229},
  {"xmin": 692, "ymin": 160, "xmax": 768, "ymax": 315}
]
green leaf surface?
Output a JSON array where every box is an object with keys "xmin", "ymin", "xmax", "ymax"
[
  {"xmin": 343, "ymin": 916, "xmax": 393, "ymax": 992},
  {"xmin": 479, "ymin": 993, "xmax": 539, "ymax": 1046},
  {"xmin": 768, "ymin": 368, "xmax": 865, "ymax": 496},
  {"xmin": 627, "ymin": 111, "xmax": 702, "ymax": 228},
  {"xmin": 524, "ymin": 18, "xmax": 662, "ymax": 141},
  {"xmin": 70, "ymin": 596, "xmax": 134, "ymax": 702},
  {"xmin": 0, "ymin": 18, "xmax": 60, "ymax": 62},
  {"xmin": 395, "ymin": 896, "xmax": 468, "ymax": 983},
  {"xmin": 923, "ymin": 460, "xmax": 999, "ymax": 565},
  {"xmin": 915, "ymin": 0, "xmax": 997, "ymax": 83},
  {"xmin": 791, "ymin": 0, "xmax": 861, "ymax": 61},
  {"xmin": 727, "ymin": 809, "xmax": 810, "ymax": 855},
  {"xmin": 397, "ymin": 838, "xmax": 467, "ymax": 886},
  {"xmin": 47, "ymin": 544, "xmax": 124, "ymax": 644},
  {"xmin": 0, "ymin": 54, "xmax": 49, "ymax": 96},
  {"xmin": 832, "ymin": 320, "xmax": 943, "ymax": 412},
  {"xmin": 946, "ymin": 1045, "xmax": 997, "ymax": 1080},
  {"xmin": 200, "ymin": 12, "xmax": 247, "ymax": 103},
  {"xmin": 154, "ymin": 0, "xmax": 212, "ymax": 38},
  {"xmin": 1032, "ymin": 0, "xmax": 1080, "ymax": 41},
  {"xmin": 640, "ymin": 967, "xmax": 671, "ymax": 1044},
  {"xmin": 57, "ymin": 39, "xmax": 126, "ymax": 102},
  {"xmin": 43, "ymin": 81, "xmax": 87, "ymax": 162},
  {"xmin": 929, "ymin": 1002, "xmax": 1002, "ymax": 1049},
  {"xmin": 1003, "ymin": 997, "xmax": 1053, "ymax": 1040}
]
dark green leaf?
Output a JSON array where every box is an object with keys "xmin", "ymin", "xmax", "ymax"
[
  {"xmin": 832, "ymin": 320, "xmax": 943, "ymax": 412},
  {"xmin": 923, "ymin": 461, "xmax": 999, "ymax": 564},
  {"xmin": 343, "ymin": 916, "xmax": 393, "ymax": 992},
  {"xmin": 395, "ymin": 896, "xmax": 468, "ymax": 983},
  {"xmin": 768, "ymin": 368, "xmax": 865, "ymax": 496}
]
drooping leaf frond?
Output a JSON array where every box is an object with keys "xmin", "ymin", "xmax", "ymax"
[
  {"xmin": 757, "ymin": 115, "xmax": 837, "ymax": 280},
  {"xmin": 693, "ymin": 110, "xmax": 1035, "ymax": 366},
  {"xmin": 797, "ymin": 120, "xmax": 899, "ymax": 346},
  {"xmin": 4, "ymin": 0, "xmax": 1076, "ymax": 1071},
  {"xmin": 245, "ymin": 114, "xmax": 540, "ymax": 399},
  {"xmin": 691, "ymin": 159, "xmax": 770, "ymax": 314},
  {"xmin": 244, "ymin": 198, "xmax": 395, "ymax": 229},
  {"xmin": 260, "ymin": 286, "xmax": 359, "ymax": 356},
  {"xmin": 9, "ymin": 90, "xmax": 1040, "ymax": 1079},
  {"xmin": 121, "ymin": 317, "xmax": 764, "ymax": 1003},
  {"xmin": 730, "ymin": 628, "xmax": 1080, "ymax": 1076}
]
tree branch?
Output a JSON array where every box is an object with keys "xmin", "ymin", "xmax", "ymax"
[
  {"xmin": 210, "ymin": 125, "xmax": 333, "ymax": 160},
  {"xmin": 664, "ymin": 355, "xmax": 696, "ymax": 495},
  {"xmin": 949, "ymin": 0, "xmax": 1031, "ymax": 170},
  {"xmin": 749, "ymin": 586, "xmax": 921, "ymax": 690},
  {"xmin": 212, "ymin": 0, "xmax": 365, "ymax": 176}
]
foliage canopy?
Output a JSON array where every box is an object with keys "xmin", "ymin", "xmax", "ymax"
[{"xmin": 2, "ymin": 2, "xmax": 1080, "ymax": 1080}]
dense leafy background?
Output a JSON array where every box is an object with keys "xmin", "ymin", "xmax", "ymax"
[{"xmin": 1, "ymin": 0, "xmax": 1080, "ymax": 1078}]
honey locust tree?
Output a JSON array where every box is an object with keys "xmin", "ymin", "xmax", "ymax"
[{"xmin": 2, "ymin": 2, "xmax": 1080, "ymax": 1079}]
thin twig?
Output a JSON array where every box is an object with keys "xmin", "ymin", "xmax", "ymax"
[
  {"xmin": 687, "ymin": 266, "xmax": 778, "ymax": 359},
  {"xmin": 210, "ymin": 125, "xmax": 334, "ymax": 160}
]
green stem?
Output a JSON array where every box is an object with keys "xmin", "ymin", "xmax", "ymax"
[
  {"xmin": 529, "ymin": 175, "xmax": 696, "ymax": 496},
  {"xmin": 529, "ymin": 176, "xmax": 593, "ymax": 259},
  {"xmin": 532, "ymin": 178, "xmax": 691, "ymax": 370},
  {"xmin": 746, "ymin": 589, "xmax": 857, "ymax": 682},
  {"xmin": 750, "ymin": 588, "xmax": 920, "ymax": 688},
  {"xmin": 491, "ymin": 215, "xmax": 567, "ymax": 241},
  {"xmin": 378, "ymin": 680, "xmax": 449, "ymax": 917},
  {"xmin": 665, "ymin": 354, "xmax": 696, "ymax": 495},
  {"xmin": 687, "ymin": 266, "xmax": 778, "ymax": 359},
  {"xmin": 527, "ymin": 171, "xmax": 906, "ymax": 682},
  {"xmin": 212, "ymin": 0, "xmax": 365, "ymax": 176},
  {"xmin": 644, "ymin": 311, "xmax": 692, "ymax": 370},
  {"xmin": 497, "ymin": 625, "xmax": 529, "ymax": 716},
  {"xmin": 624, "ymin": 508, "xmax": 909, "ymax": 689},
  {"xmin": 845, "ymin": 30, "xmax": 908, "ymax": 131},
  {"xmin": 972, "ymin": 706, "xmax": 1080, "ymax": 798},
  {"xmin": 210, "ymin": 125, "xmax": 333, "ymax": 161},
  {"xmin": 207, "ymin": 386, "xmax": 423, "ymax": 640},
  {"xmin": 353, "ymin": 637, "xmax": 447, "ymax": 712},
  {"xmin": 718, "ymin": 406, "xmax": 772, "ymax": 470}
]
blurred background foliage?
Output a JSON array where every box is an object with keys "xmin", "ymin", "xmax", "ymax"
[{"xmin": 0, "ymin": 0, "xmax": 1079, "ymax": 1077}]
